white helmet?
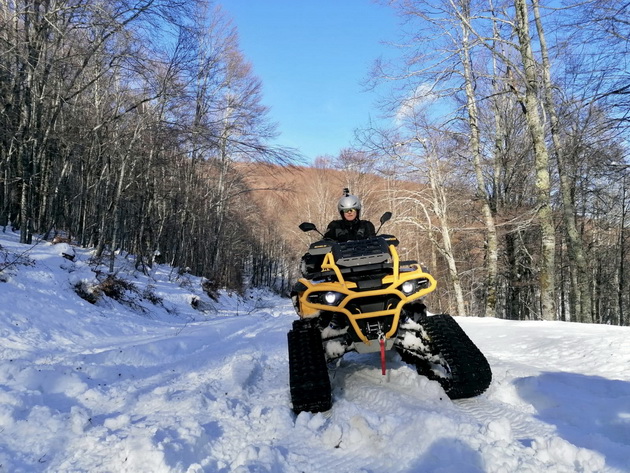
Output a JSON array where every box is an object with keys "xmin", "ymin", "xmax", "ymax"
[{"xmin": 337, "ymin": 194, "xmax": 362, "ymax": 212}]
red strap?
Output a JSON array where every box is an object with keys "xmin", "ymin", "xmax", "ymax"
[{"xmin": 380, "ymin": 338, "xmax": 386, "ymax": 375}]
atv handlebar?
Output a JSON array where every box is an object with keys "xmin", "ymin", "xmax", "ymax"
[{"xmin": 299, "ymin": 211, "xmax": 392, "ymax": 236}]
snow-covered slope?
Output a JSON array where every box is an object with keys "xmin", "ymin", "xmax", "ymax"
[{"xmin": 1, "ymin": 229, "xmax": 629, "ymax": 473}]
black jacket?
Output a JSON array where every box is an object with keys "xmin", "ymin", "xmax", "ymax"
[{"xmin": 323, "ymin": 218, "xmax": 376, "ymax": 242}]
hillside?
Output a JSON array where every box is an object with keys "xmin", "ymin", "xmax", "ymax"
[
  {"xmin": 240, "ymin": 161, "xmax": 484, "ymax": 311},
  {"xmin": 1, "ymin": 228, "xmax": 629, "ymax": 473}
]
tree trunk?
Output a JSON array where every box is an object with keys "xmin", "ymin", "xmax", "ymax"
[
  {"xmin": 459, "ymin": 0, "xmax": 498, "ymax": 318},
  {"xmin": 513, "ymin": 0, "xmax": 556, "ymax": 320},
  {"xmin": 531, "ymin": 0, "xmax": 590, "ymax": 323},
  {"xmin": 619, "ymin": 179, "xmax": 627, "ymax": 326},
  {"xmin": 427, "ymin": 158, "xmax": 467, "ymax": 316}
]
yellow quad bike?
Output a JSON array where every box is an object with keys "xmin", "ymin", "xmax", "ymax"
[{"xmin": 288, "ymin": 212, "xmax": 492, "ymax": 414}]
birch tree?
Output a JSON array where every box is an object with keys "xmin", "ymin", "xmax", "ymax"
[
  {"xmin": 369, "ymin": 0, "xmax": 503, "ymax": 316},
  {"xmin": 512, "ymin": 0, "xmax": 556, "ymax": 320},
  {"xmin": 455, "ymin": 0, "xmax": 499, "ymax": 317},
  {"xmin": 529, "ymin": 0, "xmax": 590, "ymax": 322}
]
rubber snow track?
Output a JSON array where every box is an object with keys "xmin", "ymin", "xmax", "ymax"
[
  {"xmin": 396, "ymin": 309, "xmax": 493, "ymax": 399},
  {"xmin": 288, "ymin": 319, "xmax": 332, "ymax": 413}
]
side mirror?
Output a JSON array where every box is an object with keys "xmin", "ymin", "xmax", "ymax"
[
  {"xmin": 299, "ymin": 222, "xmax": 317, "ymax": 233},
  {"xmin": 376, "ymin": 212, "xmax": 392, "ymax": 235}
]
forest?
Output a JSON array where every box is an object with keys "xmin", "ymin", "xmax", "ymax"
[{"xmin": 0, "ymin": 0, "xmax": 628, "ymax": 325}]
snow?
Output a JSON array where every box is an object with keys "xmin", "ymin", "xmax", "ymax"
[{"xmin": 1, "ymin": 228, "xmax": 629, "ymax": 473}]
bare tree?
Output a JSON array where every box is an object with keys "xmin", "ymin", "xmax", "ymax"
[
  {"xmin": 455, "ymin": 0, "xmax": 499, "ymax": 317},
  {"xmin": 529, "ymin": 0, "xmax": 591, "ymax": 322},
  {"xmin": 490, "ymin": 0, "xmax": 555, "ymax": 320}
]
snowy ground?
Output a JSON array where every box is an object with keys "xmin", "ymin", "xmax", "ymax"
[{"xmin": 1, "ymin": 229, "xmax": 629, "ymax": 473}]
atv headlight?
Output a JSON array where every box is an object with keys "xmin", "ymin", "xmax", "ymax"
[
  {"xmin": 306, "ymin": 291, "xmax": 345, "ymax": 306},
  {"xmin": 400, "ymin": 278, "xmax": 430, "ymax": 295},
  {"xmin": 322, "ymin": 291, "xmax": 344, "ymax": 306},
  {"xmin": 401, "ymin": 281, "xmax": 416, "ymax": 295}
]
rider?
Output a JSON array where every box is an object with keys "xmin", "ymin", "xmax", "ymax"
[{"xmin": 324, "ymin": 189, "xmax": 376, "ymax": 242}]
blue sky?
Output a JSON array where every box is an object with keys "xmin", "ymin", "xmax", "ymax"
[{"xmin": 219, "ymin": 1, "xmax": 400, "ymax": 163}]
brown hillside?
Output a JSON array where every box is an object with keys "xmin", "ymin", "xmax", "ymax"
[{"xmin": 239, "ymin": 162, "xmax": 487, "ymax": 314}]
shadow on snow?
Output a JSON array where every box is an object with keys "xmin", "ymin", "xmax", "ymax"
[{"xmin": 515, "ymin": 371, "xmax": 630, "ymax": 470}]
